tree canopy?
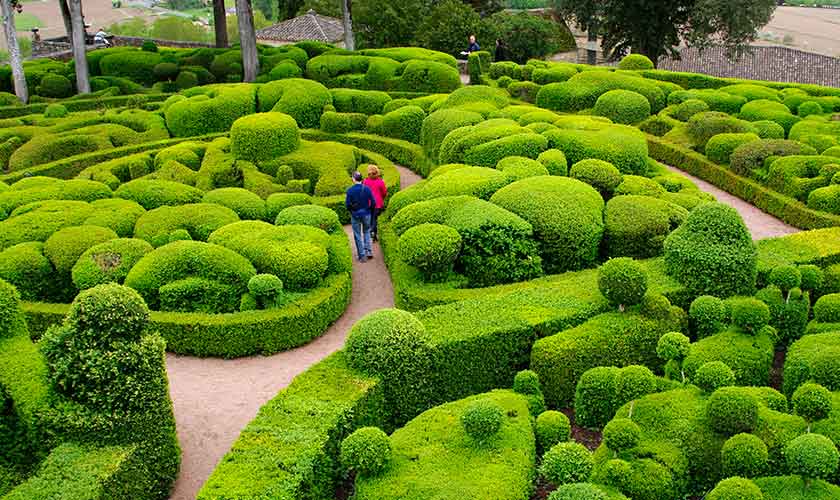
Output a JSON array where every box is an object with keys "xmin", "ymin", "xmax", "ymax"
[{"xmin": 552, "ymin": 0, "xmax": 777, "ymax": 64}]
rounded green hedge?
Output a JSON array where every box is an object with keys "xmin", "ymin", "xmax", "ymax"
[
  {"xmin": 230, "ymin": 112, "xmax": 300, "ymax": 163},
  {"xmin": 461, "ymin": 399, "xmax": 504, "ymax": 442},
  {"xmin": 540, "ymin": 441, "xmax": 594, "ymax": 486},
  {"xmin": 490, "ymin": 176, "xmax": 605, "ymax": 273},
  {"xmin": 706, "ymin": 387, "xmax": 759, "ymax": 436},
  {"xmin": 340, "ymin": 426, "xmax": 391, "ymax": 477},
  {"xmin": 618, "ymin": 54, "xmax": 654, "ymax": 71},
  {"xmin": 275, "ymin": 205, "xmax": 341, "ymax": 234},
  {"xmin": 569, "ymin": 159, "xmax": 623, "ymax": 199},
  {"xmin": 706, "ymin": 133, "xmax": 761, "ymax": 165},
  {"xmin": 785, "ymin": 433, "xmax": 839, "ymax": 481},
  {"xmin": 345, "ymin": 308, "xmax": 428, "ymax": 375},
  {"xmin": 115, "ymin": 179, "xmax": 204, "ymax": 210},
  {"xmin": 398, "ymin": 223, "xmax": 461, "ymax": 282},
  {"xmin": 593, "ymin": 89, "xmax": 651, "ymax": 125},
  {"xmin": 814, "ymin": 294, "xmax": 840, "ymax": 323},
  {"xmin": 603, "ymin": 418, "xmax": 640, "ymax": 453},
  {"xmin": 124, "ymin": 240, "xmax": 256, "ymax": 310},
  {"xmin": 43, "ymin": 224, "xmax": 118, "ymax": 276},
  {"xmin": 535, "ymin": 410, "xmax": 571, "ymax": 452},
  {"xmin": 257, "ymin": 78, "xmax": 332, "ymax": 129},
  {"xmin": 598, "ymin": 257, "xmax": 648, "ymax": 310},
  {"xmin": 721, "ymin": 433, "xmax": 768, "ymax": 478},
  {"xmin": 694, "ymin": 361, "xmax": 736, "ymax": 393},
  {"xmin": 71, "ymin": 238, "xmax": 154, "ymax": 290},
  {"xmin": 792, "ymin": 382, "xmax": 832, "ymax": 424},
  {"xmin": 663, "ymin": 203, "xmax": 756, "ymax": 298},
  {"xmin": 202, "ymin": 188, "xmax": 267, "ymax": 221},
  {"xmin": 382, "ymin": 105, "xmax": 425, "ymax": 144},
  {"xmin": 706, "ymin": 477, "xmax": 763, "ymax": 500},
  {"xmin": 604, "ymin": 195, "xmax": 688, "ymax": 259}
]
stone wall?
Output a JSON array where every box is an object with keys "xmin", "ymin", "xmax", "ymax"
[{"xmin": 32, "ymin": 36, "xmax": 213, "ymax": 59}]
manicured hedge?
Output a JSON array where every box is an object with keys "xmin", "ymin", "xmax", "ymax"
[{"xmin": 647, "ymin": 135, "xmax": 840, "ymax": 229}]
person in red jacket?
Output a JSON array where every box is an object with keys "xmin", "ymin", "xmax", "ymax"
[{"xmin": 363, "ymin": 164, "xmax": 387, "ymax": 241}]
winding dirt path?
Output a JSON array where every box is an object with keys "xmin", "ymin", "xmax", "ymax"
[
  {"xmin": 665, "ymin": 165, "xmax": 799, "ymax": 240},
  {"xmin": 165, "ymin": 166, "xmax": 423, "ymax": 500}
]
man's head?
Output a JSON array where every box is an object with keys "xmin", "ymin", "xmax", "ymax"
[
  {"xmin": 469, "ymin": 35, "xmax": 476, "ymax": 44},
  {"xmin": 352, "ymin": 171, "xmax": 363, "ymax": 183}
]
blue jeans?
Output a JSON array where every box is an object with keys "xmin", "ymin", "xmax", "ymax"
[{"xmin": 351, "ymin": 213, "xmax": 372, "ymax": 260}]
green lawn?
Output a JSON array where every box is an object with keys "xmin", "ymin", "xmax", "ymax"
[{"xmin": 14, "ymin": 12, "xmax": 42, "ymax": 31}]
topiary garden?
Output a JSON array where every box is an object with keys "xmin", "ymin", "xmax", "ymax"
[{"xmin": 1, "ymin": 44, "xmax": 840, "ymax": 500}]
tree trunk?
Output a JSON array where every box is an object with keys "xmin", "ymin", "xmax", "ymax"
[
  {"xmin": 59, "ymin": 0, "xmax": 73, "ymax": 41},
  {"xmin": 213, "ymin": 0, "xmax": 228, "ymax": 48},
  {"xmin": 341, "ymin": 0, "xmax": 354, "ymax": 51},
  {"xmin": 1, "ymin": 0, "xmax": 27, "ymax": 103},
  {"xmin": 68, "ymin": 0, "xmax": 90, "ymax": 94},
  {"xmin": 235, "ymin": 0, "xmax": 258, "ymax": 82}
]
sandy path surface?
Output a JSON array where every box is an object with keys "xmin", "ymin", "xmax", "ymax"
[
  {"xmin": 665, "ymin": 165, "xmax": 799, "ymax": 240},
  {"xmin": 165, "ymin": 166, "xmax": 422, "ymax": 500}
]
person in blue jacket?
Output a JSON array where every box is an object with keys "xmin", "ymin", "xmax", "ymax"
[{"xmin": 345, "ymin": 171, "xmax": 376, "ymax": 262}]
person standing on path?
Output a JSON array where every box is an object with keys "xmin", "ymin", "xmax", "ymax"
[
  {"xmin": 346, "ymin": 171, "xmax": 375, "ymax": 262},
  {"xmin": 461, "ymin": 35, "xmax": 480, "ymax": 56},
  {"xmin": 363, "ymin": 164, "xmax": 387, "ymax": 242}
]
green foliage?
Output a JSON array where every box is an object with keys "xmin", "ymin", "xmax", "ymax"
[
  {"xmin": 489, "ymin": 11, "xmax": 576, "ymax": 64},
  {"xmin": 603, "ymin": 418, "xmax": 641, "ymax": 453},
  {"xmin": 570, "ymin": 159, "xmax": 623, "ymax": 198},
  {"xmin": 706, "ymin": 387, "xmax": 759, "ymax": 436},
  {"xmin": 71, "ymin": 238, "xmax": 154, "ymax": 290},
  {"xmin": 604, "ymin": 195, "xmax": 688, "ymax": 259},
  {"xmin": 398, "ymin": 223, "xmax": 462, "ymax": 282},
  {"xmin": 100, "ymin": 51, "xmax": 162, "ymax": 87},
  {"xmin": 706, "ymin": 133, "xmax": 761, "ymax": 165},
  {"xmin": 729, "ymin": 139, "xmax": 814, "ymax": 177},
  {"xmin": 165, "ymin": 85, "xmax": 256, "ymax": 137},
  {"xmin": 537, "ymin": 149, "xmax": 568, "ymax": 176},
  {"xmin": 43, "ymin": 225, "xmax": 118, "ymax": 277},
  {"xmin": 544, "ymin": 125, "xmax": 649, "ymax": 175},
  {"xmin": 537, "ymin": 70, "xmax": 667, "ymax": 114},
  {"xmin": 791, "ymin": 383, "xmax": 832, "ymax": 424},
  {"xmin": 461, "ymin": 399, "xmax": 504, "ymax": 441},
  {"xmin": 706, "ymin": 477, "xmax": 763, "ymax": 500},
  {"xmin": 598, "ymin": 257, "xmax": 648, "ymax": 309},
  {"xmin": 785, "ymin": 433, "xmax": 839, "ymax": 482},
  {"xmin": 133, "ymin": 203, "xmax": 239, "ymax": 247},
  {"xmin": 275, "ymin": 205, "xmax": 341, "ymax": 234},
  {"xmin": 685, "ymin": 112, "xmax": 756, "ymax": 150},
  {"xmin": 768, "ymin": 265, "xmax": 802, "ymax": 293},
  {"xmin": 382, "ymin": 105, "xmax": 425, "ymax": 144},
  {"xmin": 814, "ymin": 294, "xmax": 840, "ymax": 323},
  {"xmin": 657, "ymin": 332, "xmax": 690, "ymax": 361},
  {"xmin": 618, "ymin": 54, "xmax": 654, "ymax": 71},
  {"xmin": 44, "ymin": 103, "xmax": 68, "ymax": 118},
  {"xmin": 230, "ymin": 112, "xmax": 299, "ymax": 163},
  {"xmin": 663, "ymin": 203, "xmax": 757, "ymax": 298},
  {"xmin": 36, "ymin": 74, "xmax": 73, "ymax": 99},
  {"xmin": 540, "ymin": 441, "xmax": 594, "ymax": 486},
  {"xmin": 536, "ymin": 410, "xmax": 571, "ymax": 452},
  {"xmin": 340, "ymin": 427, "xmax": 391, "ymax": 477},
  {"xmin": 721, "ymin": 433, "xmax": 768, "ymax": 478},
  {"xmin": 257, "ymin": 78, "xmax": 332, "ymax": 129},
  {"xmin": 729, "ymin": 297, "xmax": 770, "ymax": 334},
  {"xmin": 490, "ymin": 176, "xmax": 604, "ymax": 273},
  {"xmin": 694, "ymin": 361, "xmax": 736, "ymax": 394},
  {"xmin": 593, "ymin": 90, "xmax": 651, "ymax": 125},
  {"xmin": 202, "ymin": 188, "xmax": 266, "ymax": 221}
]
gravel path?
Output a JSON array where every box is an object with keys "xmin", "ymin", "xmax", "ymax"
[
  {"xmin": 165, "ymin": 166, "xmax": 423, "ymax": 500},
  {"xmin": 665, "ymin": 165, "xmax": 799, "ymax": 240}
]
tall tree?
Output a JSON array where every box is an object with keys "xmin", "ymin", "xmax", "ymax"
[
  {"xmin": 0, "ymin": 0, "xmax": 27, "ymax": 102},
  {"xmin": 341, "ymin": 0, "xmax": 353, "ymax": 50},
  {"xmin": 552, "ymin": 0, "xmax": 777, "ymax": 65},
  {"xmin": 68, "ymin": 0, "xmax": 90, "ymax": 94},
  {"xmin": 276, "ymin": 0, "xmax": 305, "ymax": 20},
  {"xmin": 213, "ymin": 0, "xmax": 228, "ymax": 47},
  {"xmin": 235, "ymin": 0, "xmax": 259, "ymax": 81}
]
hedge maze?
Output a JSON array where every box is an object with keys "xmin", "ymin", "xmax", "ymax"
[{"xmin": 0, "ymin": 42, "xmax": 839, "ymax": 500}]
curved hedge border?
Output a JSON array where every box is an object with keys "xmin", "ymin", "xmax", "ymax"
[
  {"xmin": 301, "ymin": 129, "xmax": 435, "ymax": 177},
  {"xmin": 0, "ymin": 133, "xmax": 225, "ymax": 183},
  {"xmin": 0, "ymin": 93, "xmax": 171, "ymax": 120},
  {"xmin": 646, "ymin": 135, "xmax": 840, "ymax": 230},
  {"xmin": 21, "ymin": 272, "xmax": 350, "ymax": 358}
]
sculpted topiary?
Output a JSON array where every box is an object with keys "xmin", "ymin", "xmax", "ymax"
[{"xmin": 663, "ymin": 203, "xmax": 756, "ymax": 298}]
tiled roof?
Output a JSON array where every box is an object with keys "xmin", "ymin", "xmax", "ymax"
[{"xmin": 256, "ymin": 9, "xmax": 344, "ymax": 43}]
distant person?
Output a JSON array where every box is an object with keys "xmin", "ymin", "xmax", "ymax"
[
  {"xmin": 460, "ymin": 35, "xmax": 480, "ymax": 56},
  {"xmin": 94, "ymin": 27, "xmax": 111, "ymax": 47},
  {"xmin": 345, "ymin": 171, "xmax": 375, "ymax": 262},
  {"xmin": 363, "ymin": 164, "xmax": 387, "ymax": 242},
  {"xmin": 495, "ymin": 39, "xmax": 507, "ymax": 62}
]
